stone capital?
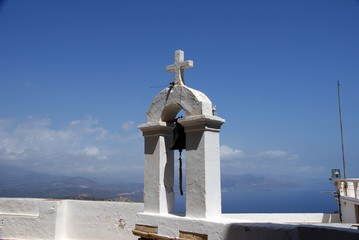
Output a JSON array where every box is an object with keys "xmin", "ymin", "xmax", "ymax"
[
  {"xmin": 178, "ymin": 115, "xmax": 225, "ymax": 133},
  {"xmin": 138, "ymin": 122, "xmax": 173, "ymax": 137}
]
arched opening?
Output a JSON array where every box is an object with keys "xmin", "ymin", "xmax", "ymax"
[
  {"xmin": 163, "ymin": 107, "xmax": 187, "ymax": 215},
  {"xmin": 161, "ymin": 104, "xmax": 189, "ymax": 122}
]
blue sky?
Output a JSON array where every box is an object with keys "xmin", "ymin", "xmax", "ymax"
[{"xmin": 0, "ymin": 0, "xmax": 358, "ymax": 185}]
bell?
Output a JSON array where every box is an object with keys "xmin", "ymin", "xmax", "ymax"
[
  {"xmin": 169, "ymin": 119, "xmax": 186, "ymax": 196},
  {"xmin": 169, "ymin": 121, "xmax": 186, "ymax": 151}
]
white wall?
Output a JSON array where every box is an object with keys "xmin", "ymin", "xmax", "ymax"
[
  {"xmin": 223, "ymin": 213, "xmax": 339, "ymax": 223},
  {"xmin": 2, "ymin": 198, "xmax": 356, "ymax": 240},
  {"xmin": 341, "ymin": 198, "xmax": 358, "ymax": 223},
  {"xmin": 135, "ymin": 212, "xmax": 356, "ymax": 240},
  {"xmin": 0, "ymin": 198, "xmax": 58, "ymax": 240},
  {"xmin": 0, "ymin": 198, "xmax": 144, "ymax": 240},
  {"xmin": 62, "ymin": 200, "xmax": 143, "ymax": 240}
]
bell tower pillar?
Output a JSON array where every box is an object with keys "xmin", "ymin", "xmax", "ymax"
[
  {"xmin": 138, "ymin": 122, "xmax": 175, "ymax": 214},
  {"xmin": 179, "ymin": 115, "xmax": 225, "ymax": 218}
]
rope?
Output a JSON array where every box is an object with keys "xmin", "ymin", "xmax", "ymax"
[{"xmin": 179, "ymin": 149, "xmax": 183, "ymax": 196}]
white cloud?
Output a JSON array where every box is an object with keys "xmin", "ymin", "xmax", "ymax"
[
  {"xmin": 83, "ymin": 146, "xmax": 100, "ymax": 156},
  {"xmin": 0, "ymin": 117, "xmax": 143, "ymax": 178},
  {"xmin": 76, "ymin": 146, "xmax": 107, "ymax": 160},
  {"xmin": 297, "ymin": 166, "xmax": 326, "ymax": 173},
  {"xmin": 257, "ymin": 150, "xmax": 298, "ymax": 160},
  {"xmin": 121, "ymin": 121, "xmax": 135, "ymax": 131},
  {"xmin": 0, "ymin": 119, "xmax": 14, "ymax": 130},
  {"xmin": 220, "ymin": 145, "xmax": 244, "ymax": 160},
  {"xmin": 220, "ymin": 147, "xmax": 324, "ymax": 177},
  {"xmin": 0, "ymin": 116, "xmax": 326, "ymax": 180}
]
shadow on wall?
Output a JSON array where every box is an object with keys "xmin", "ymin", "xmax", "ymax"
[
  {"xmin": 321, "ymin": 213, "xmax": 338, "ymax": 223},
  {"xmin": 224, "ymin": 223, "xmax": 359, "ymax": 240},
  {"xmin": 145, "ymin": 136, "xmax": 159, "ymax": 155}
]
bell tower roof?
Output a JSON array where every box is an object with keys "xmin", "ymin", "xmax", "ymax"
[
  {"xmin": 147, "ymin": 85, "xmax": 213, "ymax": 123},
  {"xmin": 147, "ymin": 50, "xmax": 213, "ymax": 123}
]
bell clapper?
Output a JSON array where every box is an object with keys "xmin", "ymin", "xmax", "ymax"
[{"xmin": 179, "ymin": 149, "xmax": 183, "ymax": 196}]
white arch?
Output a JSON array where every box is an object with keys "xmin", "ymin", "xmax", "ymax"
[{"xmin": 146, "ymin": 85, "xmax": 213, "ymax": 123}]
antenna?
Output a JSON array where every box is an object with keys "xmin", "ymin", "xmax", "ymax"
[
  {"xmin": 149, "ymin": 85, "xmax": 169, "ymax": 88},
  {"xmin": 337, "ymin": 80, "xmax": 346, "ymax": 179}
]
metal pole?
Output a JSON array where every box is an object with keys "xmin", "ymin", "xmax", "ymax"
[
  {"xmin": 337, "ymin": 187, "xmax": 343, "ymax": 222},
  {"xmin": 337, "ymin": 80, "xmax": 346, "ymax": 179}
]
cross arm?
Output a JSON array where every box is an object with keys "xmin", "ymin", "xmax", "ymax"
[
  {"xmin": 166, "ymin": 65, "xmax": 175, "ymax": 72},
  {"xmin": 181, "ymin": 60, "xmax": 193, "ymax": 69},
  {"xmin": 166, "ymin": 60, "xmax": 193, "ymax": 72}
]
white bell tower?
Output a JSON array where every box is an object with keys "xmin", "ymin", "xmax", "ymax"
[{"xmin": 134, "ymin": 50, "xmax": 225, "ymax": 239}]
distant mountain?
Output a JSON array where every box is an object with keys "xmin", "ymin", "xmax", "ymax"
[
  {"xmin": 0, "ymin": 164, "xmax": 143, "ymax": 202},
  {"xmin": 0, "ymin": 164, "xmax": 303, "ymax": 201}
]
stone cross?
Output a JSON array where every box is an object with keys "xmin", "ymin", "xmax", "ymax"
[{"xmin": 166, "ymin": 50, "xmax": 193, "ymax": 85}]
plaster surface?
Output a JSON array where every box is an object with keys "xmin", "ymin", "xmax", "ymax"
[
  {"xmin": 0, "ymin": 198, "xmax": 58, "ymax": 240},
  {"xmin": 138, "ymin": 122, "xmax": 175, "ymax": 215},
  {"xmin": 1, "ymin": 197, "xmax": 358, "ymax": 240},
  {"xmin": 62, "ymin": 200, "xmax": 143, "ymax": 240},
  {"xmin": 146, "ymin": 85, "xmax": 213, "ymax": 123},
  {"xmin": 166, "ymin": 50, "xmax": 193, "ymax": 86},
  {"xmin": 139, "ymin": 65, "xmax": 224, "ymax": 220},
  {"xmin": 179, "ymin": 115, "xmax": 225, "ymax": 219},
  {"xmin": 222, "ymin": 213, "xmax": 339, "ymax": 223},
  {"xmin": 0, "ymin": 198, "xmax": 143, "ymax": 240},
  {"xmin": 135, "ymin": 212, "xmax": 358, "ymax": 240},
  {"xmin": 331, "ymin": 178, "xmax": 359, "ymax": 223}
]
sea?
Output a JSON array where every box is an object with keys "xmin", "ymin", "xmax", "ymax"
[{"xmin": 174, "ymin": 187, "xmax": 338, "ymax": 214}]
